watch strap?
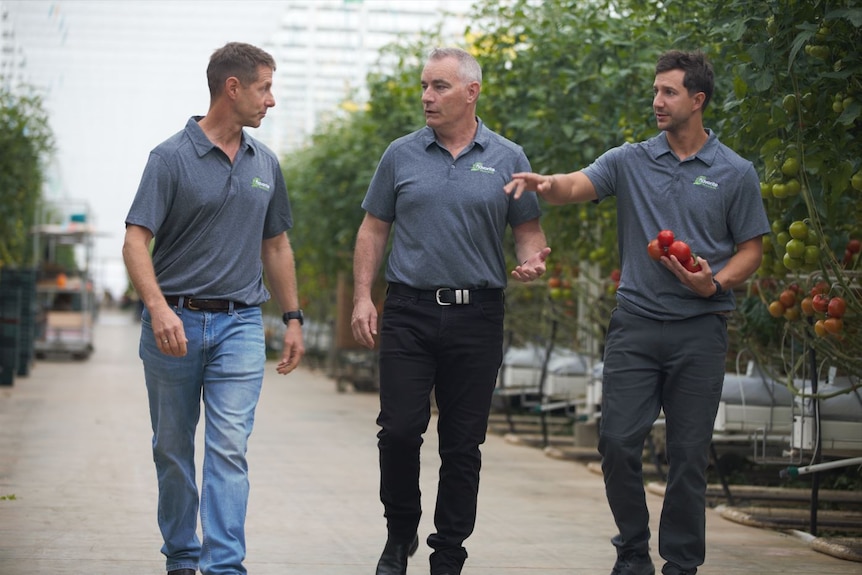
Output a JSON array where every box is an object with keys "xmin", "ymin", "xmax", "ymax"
[{"xmin": 282, "ymin": 310, "xmax": 304, "ymax": 326}]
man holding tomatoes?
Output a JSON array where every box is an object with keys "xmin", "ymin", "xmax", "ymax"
[{"xmin": 504, "ymin": 50, "xmax": 770, "ymax": 575}]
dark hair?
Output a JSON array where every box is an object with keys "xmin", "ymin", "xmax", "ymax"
[
  {"xmin": 655, "ymin": 50, "xmax": 714, "ymax": 109},
  {"xmin": 207, "ymin": 42, "xmax": 276, "ymax": 98}
]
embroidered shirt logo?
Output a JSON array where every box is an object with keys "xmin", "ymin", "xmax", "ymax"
[
  {"xmin": 470, "ymin": 162, "xmax": 496, "ymax": 174},
  {"xmin": 251, "ymin": 177, "xmax": 271, "ymax": 191},
  {"xmin": 693, "ymin": 175, "xmax": 718, "ymax": 190}
]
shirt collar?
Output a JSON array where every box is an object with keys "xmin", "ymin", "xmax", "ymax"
[
  {"xmin": 652, "ymin": 128, "xmax": 717, "ymax": 165},
  {"xmin": 422, "ymin": 117, "xmax": 488, "ymax": 152},
  {"xmin": 186, "ymin": 116, "xmax": 255, "ymax": 158}
]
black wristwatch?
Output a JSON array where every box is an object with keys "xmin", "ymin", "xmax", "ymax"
[
  {"xmin": 282, "ymin": 310, "xmax": 304, "ymax": 326},
  {"xmin": 711, "ymin": 279, "xmax": 724, "ymax": 298}
]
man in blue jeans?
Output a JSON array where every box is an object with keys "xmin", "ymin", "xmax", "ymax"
[
  {"xmin": 505, "ymin": 51, "xmax": 769, "ymax": 575},
  {"xmin": 351, "ymin": 47, "xmax": 550, "ymax": 575},
  {"xmin": 123, "ymin": 42, "xmax": 304, "ymax": 575}
]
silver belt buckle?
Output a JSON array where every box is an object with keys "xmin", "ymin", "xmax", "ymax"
[
  {"xmin": 435, "ymin": 288, "xmax": 452, "ymax": 306},
  {"xmin": 436, "ymin": 288, "xmax": 470, "ymax": 305}
]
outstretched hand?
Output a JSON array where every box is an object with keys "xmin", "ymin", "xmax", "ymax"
[
  {"xmin": 512, "ymin": 247, "xmax": 551, "ymax": 282},
  {"xmin": 503, "ymin": 172, "xmax": 552, "ymax": 200}
]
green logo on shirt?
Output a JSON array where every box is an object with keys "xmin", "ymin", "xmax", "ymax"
[
  {"xmin": 251, "ymin": 177, "xmax": 271, "ymax": 191},
  {"xmin": 470, "ymin": 162, "xmax": 496, "ymax": 174},
  {"xmin": 693, "ymin": 175, "xmax": 718, "ymax": 190}
]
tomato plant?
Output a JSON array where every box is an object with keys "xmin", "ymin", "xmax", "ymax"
[{"xmin": 710, "ymin": 0, "xmax": 861, "ymax": 382}]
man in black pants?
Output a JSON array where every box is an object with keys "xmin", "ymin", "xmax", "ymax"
[{"xmin": 351, "ymin": 47, "xmax": 550, "ymax": 575}]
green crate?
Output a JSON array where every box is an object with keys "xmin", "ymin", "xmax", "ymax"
[
  {"xmin": 0, "ymin": 285, "xmax": 21, "ymax": 386},
  {"xmin": 1, "ymin": 269, "xmax": 38, "ymax": 376}
]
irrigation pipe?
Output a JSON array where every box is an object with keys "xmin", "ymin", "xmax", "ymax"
[{"xmin": 779, "ymin": 456, "xmax": 862, "ymax": 479}]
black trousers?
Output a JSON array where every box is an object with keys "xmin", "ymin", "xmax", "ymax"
[{"xmin": 376, "ymin": 289, "xmax": 504, "ymax": 573}]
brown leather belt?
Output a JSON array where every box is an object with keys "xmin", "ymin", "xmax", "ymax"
[
  {"xmin": 165, "ymin": 296, "xmax": 250, "ymax": 312},
  {"xmin": 387, "ymin": 283, "xmax": 504, "ymax": 305}
]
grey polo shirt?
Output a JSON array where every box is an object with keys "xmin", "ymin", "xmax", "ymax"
[
  {"xmin": 362, "ymin": 120, "xmax": 541, "ymax": 290},
  {"xmin": 125, "ymin": 116, "xmax": 292, "ymax": 305},
  {"xmin": 583, "ymin": 130, "xmax": 770, "ymax": 320}
]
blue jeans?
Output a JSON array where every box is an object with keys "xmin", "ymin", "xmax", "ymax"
[
  {"xmin": 140, "ymin": 304, "xmax": 265, "ymax": 575},
  {"xmin": 598, "ymin": 307, "xmax": 727, "ymax": 574}
]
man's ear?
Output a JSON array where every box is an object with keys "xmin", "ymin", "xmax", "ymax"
[
  {"xmin": 692, "ymin": 91, "xmax": 706, "ymax": 112},
  {"xmin": 224, "ymin": 76, "xmax": 241, "ymax": 99},
  {"xmin": 467, "ymin": 81, "xmax": 481, "ymax": 103}
]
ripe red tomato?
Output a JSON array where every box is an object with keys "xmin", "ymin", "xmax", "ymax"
[
  {"xmin": 647, "ymin": 239, "xmax": 664, "ymax": 261},
  {"xmin": 827, "ymin": 296, "xmax": 846, "ymax": 318},
  {"xmin": 810, "ymin": 281, "xmax": 829, "ymax": 296},
  {"xmin": 610, "ymin": 269, "xmax": 621, "ymax": 282},
  {"xmin": 657, "ymin": 229, "xmax": 675, "ymax": 249},
  {"xmin": 848, "ymin": 239, "xmax": 861, "ymax": 254},
  {"xmin": 682, "ymin": 256, "xmax": 702, "ymax": 273},
  {"xmin": 800, "ymin": 296, "xmax": 815, "ymax": 316},
  {"xmin": 811, "ymin": 293, "xmax": 830, "ymax": 313},
  {"xmin": 667, "ymin": 240, "xmax": 692, "ymax": 264},
  {"xmin": 778, "ymin": 289, "xmax": 797, "ymax": 308}
]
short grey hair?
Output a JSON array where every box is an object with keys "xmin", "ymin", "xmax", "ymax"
[{"xmin": 428, "ymin": 47, "xmax": 482, "ymax": 85}]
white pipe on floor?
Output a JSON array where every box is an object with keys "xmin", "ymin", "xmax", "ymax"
[{"xmin": 779, "ymin": 456, "xmax": 862, "ymax": 478}]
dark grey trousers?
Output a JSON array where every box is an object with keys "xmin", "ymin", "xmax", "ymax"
[{"xmin": 598, "ymin": 307, "xmax": 727, "ymax": 574}]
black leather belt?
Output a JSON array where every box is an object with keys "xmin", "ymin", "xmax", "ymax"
[
  {"xmin": 387, "ymin": 283, "xmax": 504, "ymax": 305},
  {"xmin": 165, "ymin": 296, "xmax": 250, "ymax": 311}
]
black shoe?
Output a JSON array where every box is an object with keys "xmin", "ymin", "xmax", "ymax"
[
  {"xmin": 610, "ymin": 553, "xmax": 655, "ymax": 575},
  {"xmin": 375, "ymin": 533, "xmax": 419, "ymax": 575},
  {"xmin": 167, "ymin": 570, "xmax": 195, "ymax": 575}
]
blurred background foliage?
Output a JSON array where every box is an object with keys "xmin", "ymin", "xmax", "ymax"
[
  {"xmin": 282, "ymin": 0, "xmax": 862, "ymax": 391},
  {"xmin": 0, "ymin": 87, "xmax": 53, "ymax": 269},
  {"xmin": 285, "ymin": 0, "xmax": 862, "ymax": 392},
  {"xmin": 2, "ymin": 1, "xmax": 858, "ymax": 391}
]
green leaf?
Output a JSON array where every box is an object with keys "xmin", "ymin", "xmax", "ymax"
[
  {"xmin": 788, "ymin": 29, "xmax": 815, "ymax": 73},
  {"xmin": 836, "ymin": 100, "xmax": 861, "ymax": 126},
  {"xmin": 826, "ymin": 8, "xmax": 862, "ymax": 27}
]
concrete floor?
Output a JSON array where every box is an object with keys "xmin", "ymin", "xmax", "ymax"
[{"xmin": 0, "ymin": 310, "xmax": 859, "ymax": 574}]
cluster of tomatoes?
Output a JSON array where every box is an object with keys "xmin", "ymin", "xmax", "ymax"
[
  {"xmin": 768, "ymin": 219, "xmax": 819, "ymax": 272},
  {"xmin": 841, "ymin": 238, "xmax": 861, "ymax": 268},
  {"xmin": 546, "ymin": 275, "xmax": 573, "ymax": 302},
  {"xmin": 647, "ymin": 229, "xmax": 702, "ymax": 273},
  {"xmin": 767, "ymin": 281, "xmax": 848, "ymax": 338},
  {"xmin": 763, "ymin": 219, "xmax": 860, "ymax": 275}
]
